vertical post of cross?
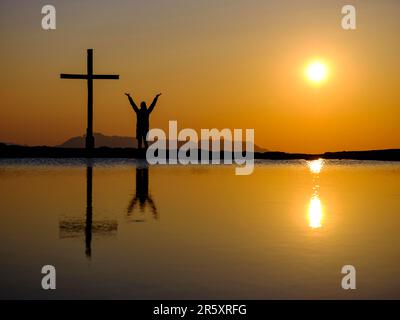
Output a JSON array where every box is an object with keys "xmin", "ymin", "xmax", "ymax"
[
  {"xmin": 60, "ymin": 49, "xmax": 119, "ymax": 152},
  {"xmin": 86, "ymin": 49, "xmax": 94, "ymax": 149}
]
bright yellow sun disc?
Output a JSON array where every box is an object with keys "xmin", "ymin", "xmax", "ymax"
[{"xmin": 306, "ymin": 61, "xmax": 327, "ymax": 83}]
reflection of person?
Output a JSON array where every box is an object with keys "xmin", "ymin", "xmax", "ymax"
[
  {"xmin": 125, "ymin": 93, "xmax": 162, "ymax": 149},
  {"xmin": 127, "ymin": 167, "xmax": 158, "ymax": 220}
]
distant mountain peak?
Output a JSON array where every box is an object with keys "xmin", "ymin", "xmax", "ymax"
[
  {"xmin": 58, "ymin": 132, "xmax": 138, "ymax": 148},
  {"xmin": 57, "ymin": 132, "xmax": 268, "ymax": 151}
]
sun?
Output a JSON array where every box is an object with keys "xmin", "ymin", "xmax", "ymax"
[{"xmin": 306, "ymin": 61, "xmax": 328, "ymax": 84}]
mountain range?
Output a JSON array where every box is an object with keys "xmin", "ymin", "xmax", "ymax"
[{"xmin": 57, "ymin": 132, "xmax": 269, "ymax": 152}]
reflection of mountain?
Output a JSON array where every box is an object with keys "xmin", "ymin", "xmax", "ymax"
[
  {"xmin": 59, "ymin": 218, "xmax": 117, "ymax": 238},
  {"xmin": 56, "ymin": 132, "xmax": 269, "ymax": 152}
]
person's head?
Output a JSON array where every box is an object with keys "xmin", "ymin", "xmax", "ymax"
[{"xmin": 140, "ymin": 101, "xmax": 147, "ymax": 109}]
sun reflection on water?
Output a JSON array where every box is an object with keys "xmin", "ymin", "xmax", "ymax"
[
  {"xmin": 307, "ymin": 159, "xmax": 325, "ymax": 229},
  {"xmin": 308, "ymin": 158, "xmax": 324, "ymax": 174},
  {"xmin": 308, "ymin": 195, "xmax": 323, "ymax": 229}
]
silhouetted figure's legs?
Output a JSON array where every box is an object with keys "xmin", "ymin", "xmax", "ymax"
[
  {"xmin": 143, "ymin": 133, "xmax": 149, "ymax": 149},
  {"xmin": 137, "ymin": 133, "xmax": 148, "ymax": 150}
]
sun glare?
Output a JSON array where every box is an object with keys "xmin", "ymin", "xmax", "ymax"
[
  {"xmin": 308, "ymin": 159, "xmax": 324, "ymax": 174},
  {"xmin": 306, "ymin": 61, "xmax": 328, "ymax": 84}
]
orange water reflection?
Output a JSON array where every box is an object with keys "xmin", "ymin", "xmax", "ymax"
[{"xmin": 307, "ymin": 159, "xmax": 324, "ymax": 229}]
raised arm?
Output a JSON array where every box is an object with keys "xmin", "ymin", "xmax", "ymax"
[
  {"xmin": 125, "ymin": 93, "xmax": 139, "ymax": 113},
  {"xmin": 148, "ymin": 93, "xmax": 162, "ymax": 113}
]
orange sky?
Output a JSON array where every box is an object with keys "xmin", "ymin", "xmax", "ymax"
[{"xmin": 0, "ymin": 0, "xmax": 399, "ymax": 153}]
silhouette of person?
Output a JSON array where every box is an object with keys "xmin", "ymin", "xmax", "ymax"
[
  {"xmin": 125, "ymin": 92, "xmax": 162, "ymax": 149},
  {"xmin": 127, "ymin": 165, "xmax": 158, "ymax": 220}
]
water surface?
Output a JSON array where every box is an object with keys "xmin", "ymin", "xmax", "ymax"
[{"xmin": 1, "ymin": 159, "xmax": 400, "ymax": 299}]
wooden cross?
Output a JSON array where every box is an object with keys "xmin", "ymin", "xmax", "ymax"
[{"xmin": 60, "ymin": 49, "xmax": 119, "ymax": 149}]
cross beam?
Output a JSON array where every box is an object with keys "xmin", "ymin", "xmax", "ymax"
[
  {"xmin": 60, "ymin": 74, "xmax": 119, "ymax": 79},
  {"xmin": 60, "ymin": 49, "xmax": 119, "ymax": 149}
]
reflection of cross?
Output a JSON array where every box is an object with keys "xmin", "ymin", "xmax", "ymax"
[
  {"xmin": 60, "ymin": 49, "xmax": 119, "ymax": 149},
  {"xmin": 58, "ymin": 163, "xmax": 118, "ymax": 259}
]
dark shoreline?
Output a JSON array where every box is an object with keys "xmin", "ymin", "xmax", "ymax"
[{"xmin": 1, "ymin": 144, "xmax": 400, "ymax": 161}]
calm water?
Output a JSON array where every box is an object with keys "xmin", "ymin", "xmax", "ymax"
[{"xmin": 1, "ymin": 159, "xmax": 400, "ymax": 299}]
